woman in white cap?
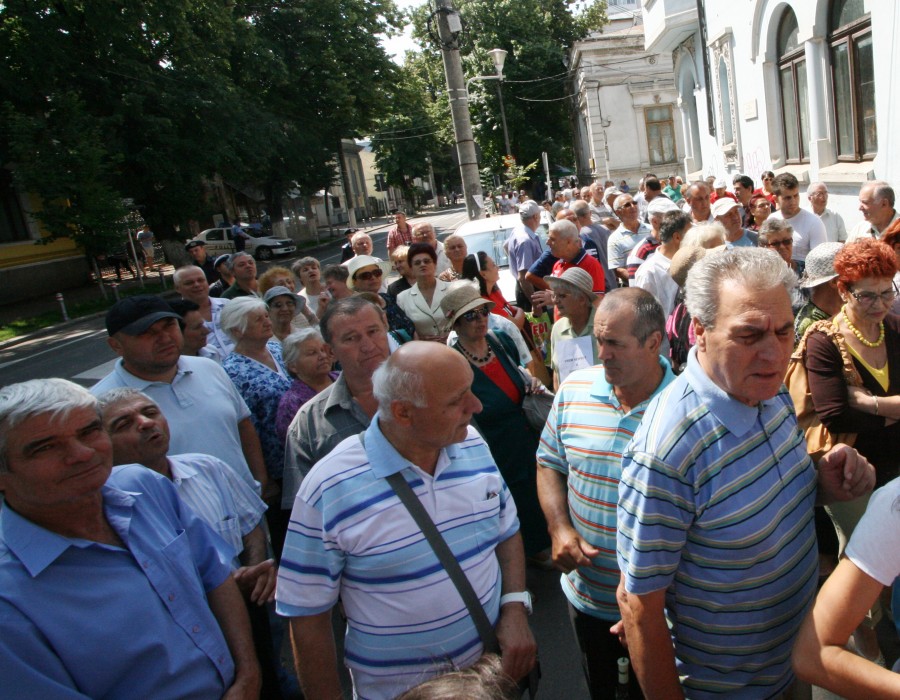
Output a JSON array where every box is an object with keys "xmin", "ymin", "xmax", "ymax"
[
  {"xmin": 440, "ymin": 282, "xmax": 551, "ymax": 563},
  {"xmin": 347, "ymin": 255, "xmax": 415, "ymax": 339}
]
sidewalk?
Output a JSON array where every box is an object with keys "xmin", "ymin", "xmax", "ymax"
[{"xmin": 0, "ymin": 205, "xmax": 459, "ymax": 350}]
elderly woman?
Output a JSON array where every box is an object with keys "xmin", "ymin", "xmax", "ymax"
[
  {"xmin": 440, "ymin": 282, "xmax": 550, "ymax": 559},
  {"xmin": 462, "ymin": 250, "xmax": 525, "ymax": 330},
  {"xmin": 387, "ymin": 244, "xmax": 415, "ymax": 300},
  {"xmin": 806, "ymin": 239, "xmax": 900, "ymax": 663},
  {"xmin": 396, "ymin": 242, "xmax": 451, "ymax": 342},
  {"xmin": 438, "ymin": 233, "xmax": 467, "ymax": 282},
  {"xmin": 220, "ymin": 297, "xmax": 291, "ymax": 554},
  {"xmin": 348, "ymin": 255, "xmax": 415, "ymax": 339},
  {"xmin": 293, "ymin": 257, "xmax": 326, "ymax": 317},
  {"xmin": 258, "ymin": 265, "xmax": 295, "ymax": 295},
  {"xmin": 264, "ymin": 285, "xmax": 317, "ymax": 340},
  {"xmin": 275, "ymin": 328, "xmax": 337, "ymax": 446},
  {"xmin": 748, "ymin": 193, "xmax": 773, "ymax": 231},
  {"xmin": 758, "ymin": 218, "xmax": 797, "ymax": 273}
]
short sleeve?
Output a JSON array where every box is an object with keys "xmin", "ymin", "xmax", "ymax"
[
  {"xmin": 845, "ymin": 482, "xmax": 900, "ymax": 586},
  {"xmin": 536, "ymin": 392, "xmax": 568, "ymax": 475}
]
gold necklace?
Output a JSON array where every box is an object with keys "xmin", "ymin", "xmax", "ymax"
[{"xmin": 841, "ymin": 305, "xmax": 885, "ymax": 348}]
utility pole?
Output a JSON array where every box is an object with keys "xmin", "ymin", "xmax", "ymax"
[{"xmin": 435, "ymin": 0, "xmax": 483, "ymax": 221}]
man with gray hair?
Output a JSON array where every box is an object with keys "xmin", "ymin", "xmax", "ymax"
[
  {"xmin": 571, "ymin": 198, "xmax": 616, "ymax": 291},
  {"xmin": 221, "ymin": 251, "xmax": 259, "ymax": 299},
  {"xmin": 0, "ymin": 378, "xmax": 260, "ymax": 698},
  {"xmin": 547, "ymin": 267, "xmax": 600, "ymax": 389},
  {"xmin": 617, "ymin": 247, "xmax": 876, "ymax": 699},
  {"xmin": 349, "ymin": 231, "xmax": 381, "ymax": 261},
  {"xmin": 806, "ymin": 182, "xmax": 847, "ymax": 243},
  {"xmin": 507, "ymin": 200, "xmax": 544, "ymax": 309},
  {"xmin": 608, "ymin": 193, "xmax": 652, "ymax": 285},
  {"xmin": 411, "ymin": 221, "xmax": 450, "ymax": 274},
  {"xmin": 174, "ymin": 265, "xmax": 234, "ymax": 358},
  {"xmin": 277, "ymin": 342, "xmax": 536, "ymax": 700},
  {"xmin": 848, "ymin": 180, "xmax": 898, "ymax": 242}
]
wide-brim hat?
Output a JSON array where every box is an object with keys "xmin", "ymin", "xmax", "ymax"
[
  {"xmin": 106, "ymin": 295, "xmax": 181, "ymax": 336},
  {"xmin": 669, "ymin": 246, "xmax": 710, "ymax": 288},
  {"xmin": 799, "ymin": 241, "xmax": 843, "ymax": 288},
  {"xmin": 439, "ymin": 282, "xmax": 495, "ymax": 329},
  {"xmin": 345, "ymin": 255, "xmax": 391, "ymax": 290},
  {"xmin": 544, "ymin": 267, "xmax": 596, "ymax": 301}
]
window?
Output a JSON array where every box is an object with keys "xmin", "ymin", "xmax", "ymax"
[
  {"xmin": 778, "ymin": 10, "xmax": 810, "ymax": 163},
  {"xmin": 829, "ymin": 0, "xmax": 875, "ymax": 160},
  {"xmin": 0, "ymin": 168, "xmax": 30, "ymax": 244},
  {"xmin": 718, "ymin": 58, "xmax": 733, "ymax": 145},
  {"xmin": 206, "ymin": 229, "xmax": 224, "ymax": 241},
  {"xmin": 645, "ymin": 106, "xmax": 677, "ymax": 165}
]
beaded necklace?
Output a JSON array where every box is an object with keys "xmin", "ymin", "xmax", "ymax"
[
  {"xmin": 457, "ymin": 340, "xmax": 492, "ymax": 365},
  {"xmin": 840, "ymin": 305, "xmax": 885, "ymax": 348}
]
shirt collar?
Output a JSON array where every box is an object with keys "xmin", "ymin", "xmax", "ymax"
[
  {"xmin": 167, "ymin": 456, "xmax": 198, "ymax": 483},
  {"xmin": 363, "ymin": 414, "xmax": 455, "ymax": 478},
  {"xmin": 1, "ymin": 484, "xmax": 136, "ymax": 577},
  {"xmin": 683, "ymin": 346, "xmax": 771, "ymax": 437},
  {"xmin": 590, "ymin": 355, "xmax": 676, "ymax": 410},
  {"xmin": 324, "ymin": 373, "xmax": 353, "ymax": 413},
  {"xmin": 114, "ymin": 357, "xmax": 193, "ymax": 388}
]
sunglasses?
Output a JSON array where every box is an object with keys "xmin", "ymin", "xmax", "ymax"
[
  {"xmin": 764, "ymin": 239, "xmax": 793, "ymax": 248},
  {"xmin": 460, "ymin": 306, "xmax": 490, "ymax": 322},
  {"xmin": 353, "ymin": 268, "xmax": 383, "ymax": 281}
]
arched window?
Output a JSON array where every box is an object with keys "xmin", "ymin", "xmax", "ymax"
[
  {"xmin": 830, "ymin": 0, "xmax": 875, "ymax": 160},
  {"xmin": 718, "ymin": 58, "xmax": 733, "ymax": 145},
  {"xmin": 778, "ymin": 10, "xmax": 809, "ymax": 163}
]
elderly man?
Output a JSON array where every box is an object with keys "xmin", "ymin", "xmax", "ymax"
[
  {"xmin": 607, "ymin": 194, "xmax": 652, "ymax": 285},
  {"xmin": 222, "ymin": 252, "xmax": 260, "ymax": 299},
  {"xmin": 547, "ymin": 268, "xmax": 600, "ymax": 389},
  {"xmin": 507, "ymin": 200, "xmax": 545, "ymax": 309},
  {"xmin": 277, "ymin": 342, "xmax": 536, "ymax": 700},
  {"xmin": 769, "ymin": 173, "xmax": 827, "ymax": 270},
  {"xmin": 537, "ymin": 288, "xmax": 675, "ymax": 698},
  {"xmin": 349, "ymin": 230, "xmax": 381, "ymax": 261},
  {"xmin": 684, "ymin": 181, "xmax": 714, "ymax": 225},
  {"xmin": 712, "ymin": 197, "xmax": 758, "ymax": 247},
  {"xmin": 282, "ymin": 296, "xmax": 391, "ymax": 507},
  {"xmin": 626, "ymin": 196, "xmax": 681, "ymax": 279},
  {"xmin": 0, "ymin": 379, "xmax": 260, "ymax": 698},
  {"xmin": 174, "ymin": 265, "xmax": 234, "ymax": 358},
  {"xmin": 572, "ymin": 198, "xmax": 616, "ymax": 291},
  {"xmin": 794, "ymin": 241, "xmax": 844, "ymax": 344},
  {"xmin": 91, "ymin": 295, "xmax": 270, "ymax": 497},
  {"xmin": 634, "ymin": 209, "xmax": 689, "ymax": 319},
  {"xmin": 185, "ymin": 239, "xmax": 220, "ymax": 283},
  {"xmin": 411, "ymin": 221, "xmax": 450, "ymax": 274},
  {"xmin": 617, "ymin": 247, "xmax": 875, "ymax": 699},
  {"xmin": 588, "ymin": 182, "xmax": 614, "ymax": 224},
  {"xmin": 848, "ymin": 181, "xmax": 899, "ymax": 241},
  {"xmin": 386, "ymin": 211, "xmax": 413, "ymax": 254},
  {"xmin": 806, "ymin": 182, "xmax": 847, "ymax": 243},
  {"xmin": 637, "ymin": 176, "xmax": 666, "ymax": 223}
]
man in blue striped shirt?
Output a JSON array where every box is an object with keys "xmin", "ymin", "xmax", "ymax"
[
  {"xmin": 277, "ymin": 342, "xmax": 537, "ymax": 700},
  {"xmin": 537, "ymin": 287, "xmax": 675, "ymax": 697},
  {"xmin": 617, "ymin": 248, "xmax": 876, "ymax": 699}
]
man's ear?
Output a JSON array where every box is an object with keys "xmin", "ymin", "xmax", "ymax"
[
  {"xmin": 390, "ymin": 399, "xmax": 414, "ymax": 428},
  {"xmin": 693, "ymin": 317, "xmax": 707, "ymax": 352},
  {"xmin": 107, "ymin": 335, "xmax": 124, "ymax": 357}
]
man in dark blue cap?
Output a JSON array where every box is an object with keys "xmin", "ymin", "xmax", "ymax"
[{"xmin": 185, "ymin": 239, "xmax": 219, "ymax": 284}]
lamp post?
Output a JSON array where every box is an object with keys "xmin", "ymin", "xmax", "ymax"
[{"xmin": 466, "ymin": 48, "xmax": 512, "ymax": 158}]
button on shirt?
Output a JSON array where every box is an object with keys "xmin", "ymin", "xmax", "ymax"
[
  {"xmin": 0, "ymin": 466, "xmax": 235, "ymax": 700},
  {"xmin": 277, "ymin": 420, "xmax": 519, "ymax": 700}
]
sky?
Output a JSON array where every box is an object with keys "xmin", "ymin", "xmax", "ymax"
[{"xmin": 380, "ymin": 0, "xmax": 422, "ymax": 64}]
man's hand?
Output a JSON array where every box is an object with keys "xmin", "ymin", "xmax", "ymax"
[
  {"xmin": 817, "ymin": 443, "xmax": 875, "ymax": 504},
  {"xmin": 222, "ymin": 674, "xmax": 261, "ymax": 700},
  {"xmin": 495, "ymin": 605, "xmax": 537, "ymax": 681},
  {"xmin": 234, "ymin": 559, "xmax": 277, "ymax": 605},
  {"xmin": 261, "ymin": 479, "xmax": 281, "ymax": 503},
  {"xmin": 549, "ymin": 523, "xmax": 601, "ymax": 573},
  {"xmin": 531, "ymin": 290, "xmax": 554, "ymax": 309},
  {"xmin": 609, "ymin": 619, "xmax": 627, "ymax": 648}
]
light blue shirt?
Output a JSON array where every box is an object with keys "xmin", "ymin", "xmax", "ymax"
[{"xmin": 0, "ymin": 466, "xmax": 235, "ymax": 699}]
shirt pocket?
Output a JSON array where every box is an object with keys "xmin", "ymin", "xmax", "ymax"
[
  {"xmin": 471, "ymin": 493, "xmax": 502, "ymax": 550},
  {"xmin": 161, "ymin": 529, "xmax": 205, "ymax": 595}
]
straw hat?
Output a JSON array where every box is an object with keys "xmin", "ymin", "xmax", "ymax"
[{"xmin": 440, "ymin": 282, "xmax": 495, "ymax": 329}]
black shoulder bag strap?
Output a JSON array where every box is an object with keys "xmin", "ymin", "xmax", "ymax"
[{"xmin": 384, "ymin": 470, "xmax": 501, "ymax": 655}]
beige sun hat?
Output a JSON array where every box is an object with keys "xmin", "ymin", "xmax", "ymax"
[
  {"xmin": 440, "ymin": 281, "xmax": 495, "ymax": 329},
  {"xmin": 544, "ymin": 267, "xmax": 597, "ymax": 301}
]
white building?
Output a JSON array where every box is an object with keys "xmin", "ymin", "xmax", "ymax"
[
  {"xmin": 571, "ymin": 0, "xmax": 684, "ymax": 188},
  {"xmin": 642, "ymin": 0, "xmax": 898, "ymax": 225}
]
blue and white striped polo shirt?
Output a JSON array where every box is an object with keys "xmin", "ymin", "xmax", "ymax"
[
  {"xmin": 276, "ymin": 418, "xmax": 519, "ymax": 700},
  {"xmin": 617, "ymin": 347, "xmax": 818, "ymax": 699},
  {"xmin": 537, "ymin": 360, "xmax": 674, "ymax": 620}
]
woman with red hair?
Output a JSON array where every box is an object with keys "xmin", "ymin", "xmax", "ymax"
[{"xmin": 806, "ymin": 238, "xmax": 900, "ymax": 664}]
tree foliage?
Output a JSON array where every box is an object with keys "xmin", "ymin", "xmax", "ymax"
[{"xmin": 0, "ymin": 0, "xmax": 401, "ymax": 247}]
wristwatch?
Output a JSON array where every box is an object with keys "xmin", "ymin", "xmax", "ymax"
[{"xmin": 499, "ymin": 591, "xmax": 533, "ymax": 615}]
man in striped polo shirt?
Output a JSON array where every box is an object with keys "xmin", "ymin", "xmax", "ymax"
[
  {"xmin": 617, "ymin": 247, "xmax": 875, "ymax": 699},
  {"xmin": 537, "ymin": 288, "xmax": 675, "ymax": 697},
  {"xmin": 277, "ymin": 342, "xmax": 536, "ymax": 700}
]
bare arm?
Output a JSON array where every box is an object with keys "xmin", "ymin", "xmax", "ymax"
[
  {"xmin": 234, "ymin": 525, "xmax": 276, "ymax": 605},
  {"xmin": 793, "ymin": 558, "xmax": 900, "ymax": 698},
  {"xmin": 618, "ymin": 584, "xmax": 683, "ymax": 699},
  {"xmin": 516, "ymin": 269, "xmax": 535, "ymax": 299},
  {"xmin": 536, "ymin": 465, "xmax": 600, "ymax": 572},
  {"xmin": 494, "ymin": 532, "xmax": 538, "ymax": 681},
  {"xmin": 237, "ymin": 418, "xmax": 274, "ymax": 499},
  {"xmin": 524, "ymin": 271, "xmax": 549, "ymax": 291},
  {"xmin": 289, "ymin": 612, "xmax": 342, "ymax": 700},
  {"xmin": 208, "ymin": 577, "xmax": 261, "ymax": 700}
]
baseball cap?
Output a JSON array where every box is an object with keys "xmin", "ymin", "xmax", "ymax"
[
  {"xmin": 105, "ymin": 295, "xmax": 181, "ymax": 336},
  {"xmin": 518, "ymin": 200, "xmax": 542, "ymax": 219},
  {"xmin": 711, "ymin": 198, "xmax": 740, "ymax": 218},
  {"xmin": 184, "ymin": 240, "xmax": 205, "ymax": 251},
  {"xmin": 647, "ymin": 197, "xmax": 680, "ymax": 216}
]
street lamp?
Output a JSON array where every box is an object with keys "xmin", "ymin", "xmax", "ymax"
[{"xmin": 466, "ymin": 48, "xmax": 512, "ymax": 158}]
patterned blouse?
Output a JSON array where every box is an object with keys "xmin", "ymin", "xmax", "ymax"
[
  {"xmin": 276, "ymin": 371, "xmax": 340, "ymax": 446},
  {"xmin": 223, "ymin": 339, "xmax": 291, "ymax": 481}
]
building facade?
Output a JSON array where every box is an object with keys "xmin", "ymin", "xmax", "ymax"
[{"xmin": 642, "ymin": 0, "xmax": 896, "ymax": 224}]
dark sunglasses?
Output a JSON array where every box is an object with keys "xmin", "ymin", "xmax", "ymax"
[
  {"xmin": 460, "ymin": 306, "xmax": 490, "ymax": 322},
  {"xmin": 353, "ymin": 268, "xmax": 383, "ymax": 281}
]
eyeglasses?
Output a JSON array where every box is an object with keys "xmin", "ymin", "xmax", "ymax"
[
  {"xmin": 849, "ymin": 288, "xmax": 898, "ymax": 306},
  {"xmin": 460, "ymin": 306, "xmax": 490, "ymax": 322},
  {"xmin": 353, "ymin": 268, "xmax": 383, "ymax": 282},
  {"xmin": 764, "ymin": 238, "xmax": 793, "ymax": 248}
]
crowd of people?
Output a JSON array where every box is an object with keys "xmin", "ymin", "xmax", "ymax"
[{"xmin": 2, "ymin": 175, "xmax": 900, "ymax": 700}]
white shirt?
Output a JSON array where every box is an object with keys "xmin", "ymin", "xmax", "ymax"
[
  {"xmin": 607, "ymin": 222, "xmax": 651, "ymax": 269},
  {"xmin": 770, "ymin": 208, "xmax": 827, "ymax": 262},
  {"xmin": 848, "ymin": 210, "xmax": 900, "ymax": 242},
  {"xmin": 813, "ymin": 207, "xmax": 847, "ymax": 243},
  {"xmin": 634, "ymin": 250, "xmax": 679, "ymax": 318}
]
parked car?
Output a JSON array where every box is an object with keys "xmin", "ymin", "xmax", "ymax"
[
  {"xmin": 192, "ymin": 227, "xmax": 297, "ymax": 261},
  {"xmin": 453, "ymin": 213, "xmax": 521, "ymax": 303}
]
